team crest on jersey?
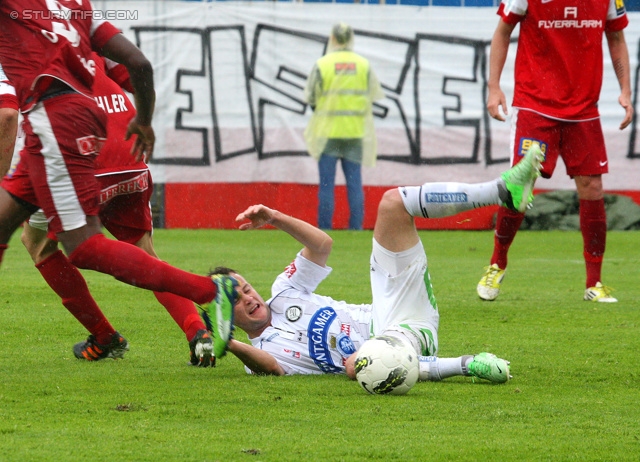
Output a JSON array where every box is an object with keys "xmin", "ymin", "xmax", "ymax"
[
  {"xmin": 334, "ymin": 332, "xmax": 356, "ymax": 358},
  {"xmin": 518, "ymin": 138, "xmax": 547, "ymax": 160},
  {"xmin": 76, "ymin": 135, "xmax": 106, "ymax": 156},
  {"xmin": 285, "ymin": 305, "xmax": 303, "ymax": 322},
  {"xmin": 616, "ymin": 0, "xmax": 626, "ymax": 15}
]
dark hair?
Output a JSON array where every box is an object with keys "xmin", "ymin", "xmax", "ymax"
[{"xmin": 209, "ymin": 266, "xmax": 238, "ymax": 277}]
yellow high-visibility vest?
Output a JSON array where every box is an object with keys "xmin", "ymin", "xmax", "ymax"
[
  {"xmin": 313, "ymin": 50, "xmax": 370, "ymax": 139},
  {"xmin": 304, "ymin": 50, "xmax": 381, "ymax": 166}
]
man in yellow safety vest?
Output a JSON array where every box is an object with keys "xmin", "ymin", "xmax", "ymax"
[{"xmin": 304, "ymin": 22, "xmax": 384, "ymax": 230}]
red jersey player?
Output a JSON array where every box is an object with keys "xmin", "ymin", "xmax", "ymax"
[
  {"xmin": 477, "ymin": 0, "xmax": 633, "ymax": 303},
  {"xmin": 12, "ymin": 54, "xmax": 214, "ymax": 366},
  {"xmin": 0, "ymin": 1, "xmax": 237, "ymax": 361}
]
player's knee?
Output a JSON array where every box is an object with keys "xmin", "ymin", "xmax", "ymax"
[{"xmin": 377, "ymin": 188, "xmax": 405, "ymax": 217}]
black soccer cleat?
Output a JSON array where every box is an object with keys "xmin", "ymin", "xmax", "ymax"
[
  {"xmin": 189, "ymin": 329, "xmax": 215, "ymax": 367},
  {"xmin": 73, "ymin": 331, "xmax": 129, "ymax": 361}
]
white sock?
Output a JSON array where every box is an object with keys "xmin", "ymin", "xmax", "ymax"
[
  {"xmin": 399, "ymin": 180, "xmax": 506, "ymax": 219},
  {"xmin": 418, "ymin": 355, "xmax": 473, "ymax": 381}
]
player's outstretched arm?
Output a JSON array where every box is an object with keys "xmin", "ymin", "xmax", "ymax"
[
  {"xmin": 228, "ymin": 339, "xmax": 285, "ymax": 376},
  {"xmin": 605, "ymin": 30, "xmax": 633, "ymax": 130},
  {"xmin": 236, "ymin": 204, "xmax": 333, "ymax": 268}
]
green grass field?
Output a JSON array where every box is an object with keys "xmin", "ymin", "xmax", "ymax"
[{"xmin": 1, "ymin": 229, "xmax": 639, "ymax": 461}]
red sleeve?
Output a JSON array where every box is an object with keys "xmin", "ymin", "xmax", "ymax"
[
  {"xmin": 0, "ymin": 82, "xmax": 19, "ymax": 110},
  {"xmin": 106, "ymin": 63, "xmax": 135, "ymax": 94},
  {"xmin": 91, "ymin": 21, "xmax": 122, "ymax": 52},
  {"xmin": 605, "ymin": 15, "xmax": 629, "ymax": 32},
  {"xmin": 497, "ymin": 3, "xmax": 524, "ymax": 26},
  {"xmin": 0, "ymin": 95, "xmax": 19, "ymax": 111}
]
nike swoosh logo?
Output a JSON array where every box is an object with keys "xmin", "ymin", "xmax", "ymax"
[
  {"xmin": 600, "ymin": 161, "xmax": 608, "ymax": 167},
  {"xmin": 497, "ymin": 365, "xmax": 503, "ymax": 373},
  {"xmin": 541, "ymin": 0, "xmax": 553, "ymax": 3}
]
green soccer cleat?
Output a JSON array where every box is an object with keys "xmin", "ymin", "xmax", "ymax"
[
  {"xmin": 200, "ymin": 275, "xmax": 238, "ymax": 359},
  {"xmin": 467, "ymin": 352, "xmax": 511, "ymax": 383},
  {"xmin": 477, "ymin": 263, "xmax": 506, "ymax": 301},
  {"xmin": 501, "ymin": 144, "xmax": 544, "ymax": 213}
]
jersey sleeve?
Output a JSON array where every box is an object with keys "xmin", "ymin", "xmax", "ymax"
[
  {"xmin": 0, "ymin": 65, "xmax": 18, "ymax": 110},
  {"xmin": 91, "ymin": 21, "xmax": 122, "ymax": 52},
  {"xmin": 270, "ymin": 252, "xmax": 332, "ymax": 297},
  {"xmin": 605, "ymin": 0, "xmax": 629, "ymax": 31},
  {"xmin": 498, "ymin": 0, "xmax": 527, "ymax": 24},
  {"xmin": 0, "ymin": 84, "xmax": 19, "ymax": 111}
]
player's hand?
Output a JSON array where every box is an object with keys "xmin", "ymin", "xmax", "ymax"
[
  {"xmin": 619, "ymin": 93, "xmax": 633, "ymax": 130},
  {"xmin": 487, "ymin": 87, "xmax": 508, "ymax": 122},
  {"xmin": 235, "ymin": 204, "xmax": 276, "ymax": 230},
  {"xmin": 125, "ymin": 119, "xmax": 155, "ymax": 162}
]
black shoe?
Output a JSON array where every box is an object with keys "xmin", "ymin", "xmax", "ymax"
[
  {"xmin": 73, "ymin": 332, "xmax": 129, "ymax": 361},
  {"xmin": 189, "ymin": 329, "xmax": 215, "ymax": 367}
]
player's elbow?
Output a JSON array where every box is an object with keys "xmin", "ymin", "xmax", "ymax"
[
  {"xmin": 0, "ymin": 107, "xmax": 18, "ymax": 129},
  {"xmin": 126, "ymin": 55, "xmax": 153, "ymax": 81},
  {"xmin": 251, "ymin": 362, "xmax": 286, "ymax": 376},
  {"xmin": 344, "ymin": 353, "xmax": 357, "ymax": 380}
]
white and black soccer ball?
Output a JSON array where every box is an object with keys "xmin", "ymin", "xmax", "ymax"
[{"xmin": 354, "ymin": 336, "xmax": 419, "ymax": 395}]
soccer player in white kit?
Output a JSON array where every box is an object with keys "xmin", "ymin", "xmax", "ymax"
[{"xmin": 209, "ymin": 145, "xmax": 544, "ymax": 383}]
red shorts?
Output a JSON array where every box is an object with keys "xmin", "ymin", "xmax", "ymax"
[
  {"xmin": 9, "ymin": 93, "xmax": 106, "ymax": 234},
  {"xmin": 511, "ymin": 109, "xmax": 608, "ymax": 178},
  {"xmin": 98, "ymin": 170, "xmax": 153, "ymax": 244},
  {"xmin": 2, "ymin": 151, "xmax": 37, "ymax": 208}
]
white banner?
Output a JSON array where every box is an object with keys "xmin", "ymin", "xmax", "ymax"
[{"xmin": 95, "ymin": 1, "xmax": 640, "ymax": 190}]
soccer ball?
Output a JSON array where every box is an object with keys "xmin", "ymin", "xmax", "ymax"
[{"xmin": 354, "ymin": 336, "xmax": 419, "ymax": 395}]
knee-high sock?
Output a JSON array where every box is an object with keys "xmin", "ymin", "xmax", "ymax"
[
  {"xmin": 36, "ymin": 250, "xmax": 115, "ymax": 345},
  {"xmin": 491, "ymin": 207, "xmax": 525, "ymax": 270},
  {"xmin": 400, "ymin": 179, "xmax": 504, "ymax": 219},
  {"xmin": 68, "ymin": 234, "xmax": 216, "ymax": 305},
  {"xmin": 154, "ymin": 291, "xmax": 206, "ymax": 341},
  {"xmin": 580, "ymin": 199, "xmax": 607, "ymax": 288}
]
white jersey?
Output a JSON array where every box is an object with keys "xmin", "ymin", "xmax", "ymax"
[{"xmin": 248, "ymin": 252, "xmax": 372, "ymax": 375}]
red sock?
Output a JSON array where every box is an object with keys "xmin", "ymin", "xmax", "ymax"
[
  {"xmin": 490, "ymin": 207, "xmax": 525, "ymax": 269},
  {"xmin": 68, "ymin": 234, "xmax": 216, "ymax": 305},
  {"xmin": 0, "ymin": 244, "xmax": 6, "ymax": 265},
  {"xmin": 580, "ymin": 199, "xmax": 607, "ymax": 288},
  {"xmin": 36, "ymin": 250, "xmax": 115, "ymax": 345},
  {"xmin": 154, "ymin": 291, "xmax": 206, "ymax": 341}
]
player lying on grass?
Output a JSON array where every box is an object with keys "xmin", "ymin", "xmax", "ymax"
[{"xmin": 202, "ymin": 145, "xmax": 543, "ymax": 382}]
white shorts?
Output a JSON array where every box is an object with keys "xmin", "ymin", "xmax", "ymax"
[
  {"xmin": 28, "ymin": 210, "xmax": 49, "ymax": 232},
  {"xmin": 369, "ymin": 238, "xmax": 439, "ymax": 356}
]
